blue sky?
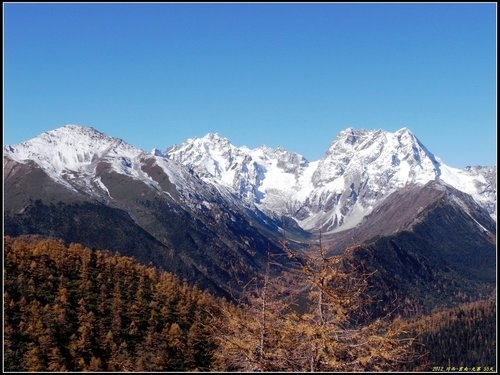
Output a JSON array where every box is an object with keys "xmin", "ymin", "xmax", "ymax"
[{"xmin": 4, "ymin": 3, "xmax": 496, "ymax": 167}]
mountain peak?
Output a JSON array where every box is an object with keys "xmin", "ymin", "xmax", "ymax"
[
  {"xmin": 334, "ymin": 128, "xmax": 383, "ymax": 146},
  {"xmin": 325, "ymin": 127, "xmax": 427, "ymax": 159},
  {"xmin": 171, "ymin": 132, "xmax": 234, "ymax": 153},
  {"xmin": 395, "ymin": 126, "xmax": 413, "ymax": 135},
  {"xmin": 394, "ymin": 126, "xmax": 419, "ymax": 143},
  {"xmin": 335, "ymin": 127, "xmax": 415, "ymax": 143},
  {"xmin": 56, "ymin": 123, "xmax": 103, "ymax": 133},
  {"xmin": 5, "ymin": 124, "xmax": 142, "ymax": 176},
  {"xmin": 26, "ymin": 124, "xmax": 114, "ymax": 145},
  {"xmin": 40, "ymin": 124, "xmax": 111, "ymax": 142},
  {"xmin": 201, "ymin": 132, "xmax": 227, "ymax": 142}
]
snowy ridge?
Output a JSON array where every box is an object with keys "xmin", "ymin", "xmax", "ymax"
[
  {"xmin": 166, "ymin": 133, "xmax": 309, "ymax": 205},
  {"xmin": 5, "ymin": 125, "xmax": 142, "ymax": 177},
  {"xmin": 165, "ymin": 127, "xmax": 496, "ymax": 232},
  {"xmin": 5, "ymin": 126, "xmax": 155, "ymax": 197},
  {"xmin": 297, "ymin": 127, "xmax": 443, "ymax": 231},
  {"xmin": 440, "ymin": 164, "xmax": 496, "ymax": 221},
  {"xmin": 3, "ymin": 125, "xmax": 162, "ymax": 199},
  {"xmin": 3, "ymin": 125, "xmax": 247, "ymax": 214},
  {"xmin": 4, "ymin": 125, "xmax": 496, "ymax": 233}
]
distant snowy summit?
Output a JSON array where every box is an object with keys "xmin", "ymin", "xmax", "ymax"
[
  {"xmin": 5, "ymin": 125, "xmax": 142, "ymax": 175},
  {"xmin": 165, "ymin": 127, "xmax": 496, "ymax": 231},
  {"xmin": 4, "ymin": 125, "xmax": 496, "ymax": 232}
]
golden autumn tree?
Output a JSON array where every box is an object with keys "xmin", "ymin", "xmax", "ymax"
[
  {"xmin": 210, "ymin": 250, "xmax": 297, "ymax": 371},
  {"xmin": 212, "ymin": 239, "xmax": 421, "ymax": 372}
]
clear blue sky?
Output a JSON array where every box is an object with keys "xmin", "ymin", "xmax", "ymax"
[{"xmin": 4, "ymin": 3, "xmax": 497, "ymax": 167}]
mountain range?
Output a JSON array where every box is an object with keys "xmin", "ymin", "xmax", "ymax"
[
  {"xmin": 166, "ymin": 127, "xmax": 496, "ymax": 231},
  {"xmin": 3, "ymin": 125, "xmax": 497, "ymax": 308}
]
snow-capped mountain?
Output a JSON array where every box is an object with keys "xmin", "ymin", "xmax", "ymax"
[
  {"xmin": 166, "ymin": 127, "xmax": 496, "ymax": 232},
  {"xmin": 4, "ymin": 124, "xmax": 496, "ymax": 299},
  {"xmin": 165, "ymin": 133, "xmax": 309, "ymax": 205},
  {"xmin": 5, "ymin": 125, "xmax": 496, "ymax": 235},
  {"xmin": 5, "ymin": 125, "xmax": 143, "ymax": 195},
  {"xmin": 4, "ymin": 125, "xmax": 289, "ymax": 297},
  {"xmin": 4, "ymin": 125, "xmax": 232, "ymax": 210}
]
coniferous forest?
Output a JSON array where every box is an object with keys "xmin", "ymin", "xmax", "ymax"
[{"xmin": 4, "ymin": 235, "xmax": 496, "ymax": 372}]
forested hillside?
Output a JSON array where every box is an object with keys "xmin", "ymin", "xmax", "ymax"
[
  {"xmin": 4, "ymin": 235, "xmax": 496, "ymax": 371},
  {"xmin": 4, "ymin": 236, "xmax": 219, "ymax": 371},
  {"xmin": 400, "ymin": 299, "xmax": 496, "ymax": 370}
]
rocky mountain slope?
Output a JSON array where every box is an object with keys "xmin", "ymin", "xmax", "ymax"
[
  {"xmin": 4, "ymin": 125, "xmax": 496, "ymax": 302},
  {"xmin": 339, "ymin": 180, "xmax": 496, "ymax": 317},
  {"xmin": 166, "ymin": 128, "xmax": 496, "ymax": 232},
  {"xmin": 4, "ymin": 126, "xmax": 290, "ymax": 297}
]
